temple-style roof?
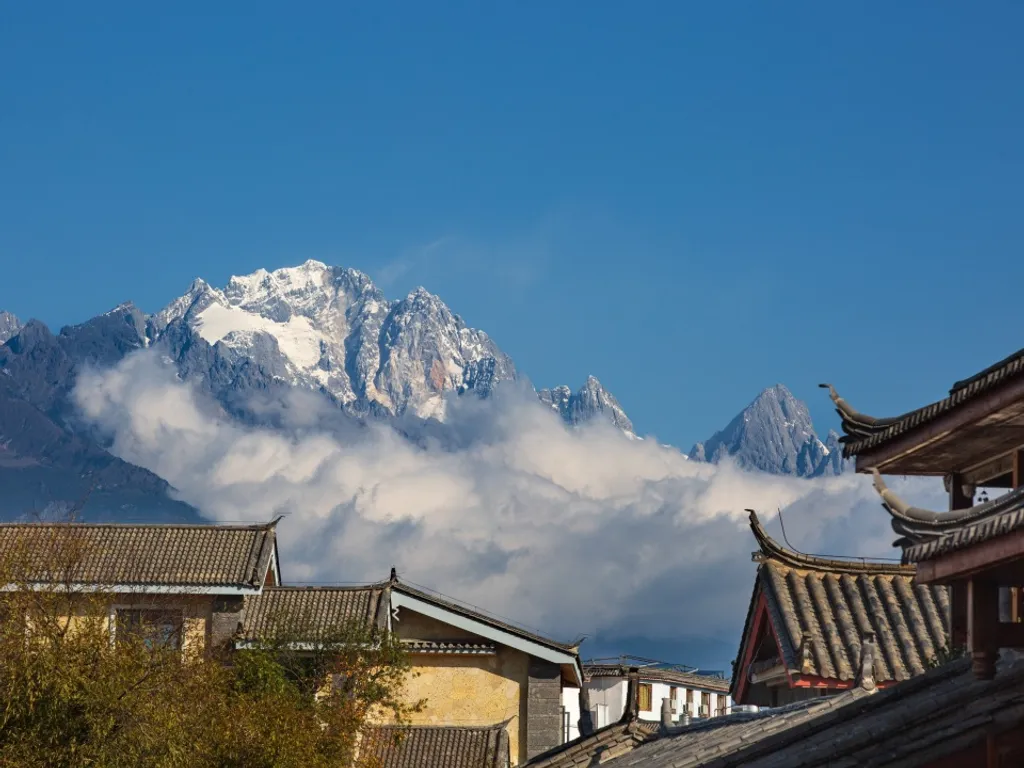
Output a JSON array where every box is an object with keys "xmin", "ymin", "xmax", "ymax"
[
  {"xmin": 240, "ymin": 585, "xmax": 388, "ymax": 642},
  {"xmin": 599, "ymin": 654, "xmax": 1024, "ymax": 767},
  {"xmin": 732, "ymin": 512, "xmax": 949, "ymax": 701},
  {"xmin": 0, "ymin": 520, "xmax": 279, "ymax": 593},
  {"xmin": 362, "ymin": 723, "xmax": 510, "ymax": 768},
  {"xmin": 584, "ymin": 664, "xmax": 730, "ymax": 693},
  {"xmin": 873, "ymin": 470, "xmax": 1024, "ymax": 564},
  {"xmin": 821, "ymin": 345, "xmax": 1024, "ymax": 471}
]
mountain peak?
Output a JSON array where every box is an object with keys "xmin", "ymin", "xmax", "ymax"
[
  {"xmin": 538, "ymin": 376, "xmax": 635, "ymax": 437},
  {"xmin": 690, "ymin": 385, "xmax": 843, "ymax": 477},
  {"xmin": 0, "ymin": 310, "xmax": 22, "ymax": 344}
]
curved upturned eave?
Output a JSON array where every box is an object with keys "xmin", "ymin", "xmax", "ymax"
[
  {"xmin": 819, "ymin": 384, "xmax": 902, "ymax": 441},
  {"xmin": 868, "ymin": 468, "xmax": 1024, "ymax": 540},
  {"xmin": 746, "ymin": 509, "xmax": 913, "ymax": 576}
]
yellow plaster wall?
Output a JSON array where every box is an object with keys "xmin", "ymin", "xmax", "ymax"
[
  {"xmin": 401, "ymin": 648, "xmax": 529, "ymax": 766},
  {"xmin": 47, "ymin": 594, "xmax": 212, "ymax": 654}
]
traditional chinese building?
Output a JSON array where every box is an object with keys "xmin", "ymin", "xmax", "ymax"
[
  {"xmin": 240, "ymin": 571, "xmax": 585, "ymax": 765},
  {"xmin": 731, "ymin": 510, "xmax": 948, "ymax": 707},
  {"xmin": 824, "ymin": 349, "xmax": 1024, "ymax": 683}
]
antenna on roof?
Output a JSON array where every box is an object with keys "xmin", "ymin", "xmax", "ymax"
[{"xmin": 776, "ymin": 507, "xmax": 799, "ymax": 552}]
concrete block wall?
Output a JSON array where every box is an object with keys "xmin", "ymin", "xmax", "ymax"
[{"xmin": 526, "ymin": 658, "xmax": 562, "ymax": 759}]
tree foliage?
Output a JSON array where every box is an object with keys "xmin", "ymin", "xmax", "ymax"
[{"xmin": 0, "ymin": 522, "xmax": 421, "ymax": 767}]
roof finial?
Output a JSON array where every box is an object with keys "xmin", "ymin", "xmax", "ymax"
[
  {"xmin": 857, "ymin": 632, "xmax": 877, "ymax": 691},
  {"xmin": 389, "ymin": 566, "xmax": 398, "ymax": 583}
]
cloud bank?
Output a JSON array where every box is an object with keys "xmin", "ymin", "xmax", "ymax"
[{"xmin": 74, "ymin": 351, "xmax": 945, "ymax": 665}]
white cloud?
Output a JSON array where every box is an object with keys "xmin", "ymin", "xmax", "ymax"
[{"xmin": 73, "ymin": 351, "xmax": 945, "ymax": 662}]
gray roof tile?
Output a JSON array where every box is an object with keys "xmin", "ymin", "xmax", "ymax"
[
  {"xmin": 0, "ymin": 521, "xmax": 277, "ymax": 590},
  {"xmin": 604, "ymin": 654, "xmax": 1024, "ymax": 767},
  {"xmin": 363, "ymin": 723, "xmax": 509, "ymax": 768},
  {"xmin": 241, "ymin": 586, "xmax": 385, "ymax": 641},
  {"xmin": 733, "ymin": 512, "xmax": 949, "ymax": 694}
]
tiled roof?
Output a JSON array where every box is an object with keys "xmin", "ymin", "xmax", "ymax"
[
  {"xmin": 0, "ymin": 521, "xmax": 277, "ymax": 590},
  {"xmin": 585, "ymin": 665, "xmax": 730, "ymax": 693},
  {"xmin": 602, "ymin": 696, "xmax": 854, "ymax": 767},
  {"xmin": 362, "ymin": 723, "xmax": 509, "ymax": 768},
  {"xmin": 733, "ymin": 512, "xmax": 949, "ymax": 693},
  {"xmin": 604, "ymin": 655, "xmax": 1024, "ymax": 767},
  {"xmin": 240, "ymin": 586, "xmax": 386, "ymax": 641},
  {"xmin": 402, "ymin": 639, "xmax": 497, "ymax": 655},
  {"xmin": 821, "ymin": 347, "xmax": 1024, "ymax": 457},
  {"xmin": 905, "ymin": 505, "xmax": 1024, "ymax": 563},
  {"xmin": 392, "ymin": 579, "xmax": 580, "ymax": 654},
  {"xmin": 872, "ymin": 470, "xmax": 1024, "ymax": 563},
  {"xmin": 523, "ymin": 719, "xmax": 659, "ymax": 767}
]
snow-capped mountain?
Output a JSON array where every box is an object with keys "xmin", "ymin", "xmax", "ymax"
[
  {"xmin": 149, "ymin": 261, "xmax": 517, "ymax": 421},
  {"xmin": 0, "ymin": 311, "xmax": 21, "ymax": 344},
  {"xmin": 0, "ymin": 260, "xmax": 853, "ymax": 520},
  {"xmin": 688, "ymin": 384, "xmax": 847, "ymax": 477},
  {"xmin": 538, "ymin": 376, "xmax": 636, "ymax": 437}
]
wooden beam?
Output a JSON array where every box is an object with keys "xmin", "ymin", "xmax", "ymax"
[
  {"xmin": 963, "ymin": 450, "xmax": 1017, "ymax": 487},
  {"xmin": 915, "ymin": 527, "xmax": 1024, "ymax": 584},
  {"xmin": 967, "ymin": 579, "xmax": 999, "ymax": 680},
  {"xmin": 1014, "ymin": 449, "xmax": 1024, "ymax": 489},
  {"xmin": 854, "ymin": 374, "xmax": 1024, "ymax": 473},
  {"xmin": 949, "ymin": 472, "xmax": 974, "ymax": 512},
  {"xmin": 949, "ymin": 580, "xmax": 968, "ymax": 649}
]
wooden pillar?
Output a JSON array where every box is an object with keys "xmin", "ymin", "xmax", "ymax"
[
  {"xmin": 949, "ymin": 473, "xmax": 974, "ymax": 647},
  {"xmin": 968, "ymin": 578, "xmax": 999, "ymax": 680},
  {"xmin": 1013, "ymin": 449, "xmax": 1024, "ymax": 490},
  {"xmin": 1013, "ymin": 451, "xmax": 1024, "ymax": 624},
  {"xmin": 949, "ymin": 471, "xmax": 974, "ymax": 511}
]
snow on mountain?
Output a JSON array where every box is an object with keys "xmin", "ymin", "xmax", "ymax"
[
  {"xmin": 538, "ymin": 376, "xmax": 636, "ymax": 437},
  {"xmin": 148, "ymin": 260, "xmax": 517, "ymax": 421},
  {"xmin": 0, "ymin": 311, "xmax": 21, "ymax": 344},
  {"xmin": 689, "ymin": 384, "xmax": 845, "ymax": 477}
]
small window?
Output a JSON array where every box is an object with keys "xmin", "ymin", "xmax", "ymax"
[
  {"xmin": 638, "ymin": 683, "xmax": 653, "ymax": 711},
  {"xmin": 116, "ymin": 608, "xmax": 183, "ymax": 650},
  {"xmin": 701, "ymin": 691, "xmax": 711, "ymax": 716},
  {"xmin": 685, "ymin": 689, "xmax": 693, "ymax": 706},
  {"xmin": 669, "ymin": 686, "xmax": 678, "ymax": 703},
  {"xmin": 717, "ymin": 695, "xmax": 728, "ymax": 716}
]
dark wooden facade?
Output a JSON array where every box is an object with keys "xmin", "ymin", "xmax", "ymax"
[{"xmin": 826, "ymin": 348, "xmax": 1024, "ymax": 693}]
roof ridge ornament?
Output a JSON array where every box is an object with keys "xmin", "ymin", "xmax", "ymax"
[
  {"xmin": 819, "ymin": 384, "xmax": 898, "ymax": 438},
  {"xmin": 872, "ymin": 468, "xmax": 1012, "ymax": 528},
  {"xmin": 798, "ymin": 634, "xmax": 814, "ymax": 675},
  {"xmin": 857, "ymin": 632, "xmax": 877, "ymax": 691},
  {"xmin": 745, "ymin": 508, "xmax": 911, "ymax": 575}
]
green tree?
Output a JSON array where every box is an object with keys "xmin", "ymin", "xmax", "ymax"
[{"xmin": 0, "ymin": 521, "xmax": 421, "ymax": 767}]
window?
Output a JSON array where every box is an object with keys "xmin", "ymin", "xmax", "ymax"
[
  {"xmin": 717, "ymin": 695, "xmax": 728, "ymax": 716},
  {"xmin": 638, "ymin": 683, "xmax": 653, "ymax": 711},
  {"xmin": 685, "ymin": 689, "xmax": 693, "ymax": 707},
  {"xmin": 669, "ymin": 686, "xmax": 678, "ymax": 705},
  {"xmin": 561, "ymin": 707, "xmax": 571, "ymax": 744},
  {"xmin": 115, "ymin": 608, "xmax": 183, "ymax": 650},
  {"xmin": 701, "ymin": 691, "xmax": 711, "ymax": 716}
]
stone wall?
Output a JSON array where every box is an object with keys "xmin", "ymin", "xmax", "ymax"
[
  {"xmin": 209, "ymin": 595, "xmax": 244, "ymax": 652},
  {"xmin": 526, "ymin": 658, "xmax": 562, "ymax": 759}
]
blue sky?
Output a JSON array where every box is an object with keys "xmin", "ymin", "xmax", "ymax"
[{"xmin": 3, "ymin": 2, "xmax": 1024, "ymax": 449}]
